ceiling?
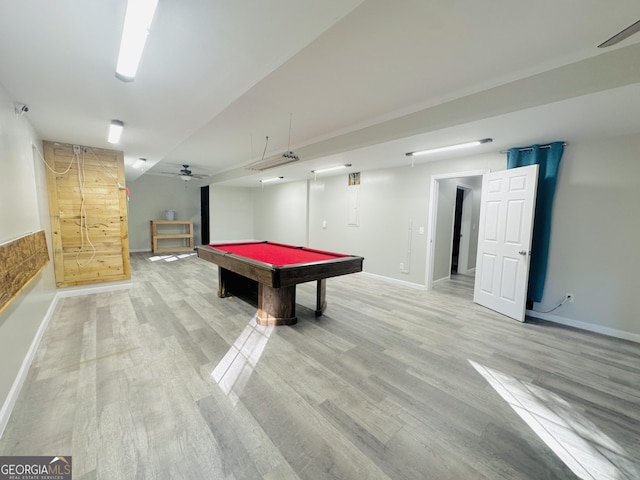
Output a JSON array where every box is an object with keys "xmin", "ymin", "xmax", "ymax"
[{"xmin": 1, "ymin": 0, "xmax": 639, "ymax": 187}]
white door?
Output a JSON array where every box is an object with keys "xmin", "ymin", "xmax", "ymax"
[{"xmin": 473, "ymin": 165, "xmax": 538, "ymax": 322}]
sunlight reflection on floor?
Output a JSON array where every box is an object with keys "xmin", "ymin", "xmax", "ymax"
[
  {"xmin": 469, "ymin": 360, "xmax": 638, "ymax": 480},
  {"xmin": 211, "ymin": 316, "xmax": 275, "ymax": 405},
  {"xmin": 148, "ymin": 253, "xmax": 197, "ymax": 262}
]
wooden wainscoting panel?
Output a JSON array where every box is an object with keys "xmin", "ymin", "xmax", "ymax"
[
  {"xmin": 0, "ymin": 231, "xmax": 50, "ymax": 314},
  {"xmin": 44, "ymin": 141, "xmax": 130, "ymax": 287}
]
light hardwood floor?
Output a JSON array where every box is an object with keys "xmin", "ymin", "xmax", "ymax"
[{"xmin": 1, "ymin": 253, "xmax": 638, "ymax": 479}]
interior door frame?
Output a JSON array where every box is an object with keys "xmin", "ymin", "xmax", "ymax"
[
  {"xmin": 426, "ymin": 169, "xmax": 489, "ymax": 290},
  {"xmin": 453, "ymin": 184, "xmax": 474, "ymax": 275}
]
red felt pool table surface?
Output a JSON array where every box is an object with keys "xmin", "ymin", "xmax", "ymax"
[{"xmin": 209, "ymin": 241, "xmax": 348, "ymax": 266}]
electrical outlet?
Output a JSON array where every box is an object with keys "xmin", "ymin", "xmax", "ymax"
[
  {"xmin": 566, "ymin": 293, "xmax": 574, "ymax": 303},
  {"xmin": 399, "ymin": 263, "xmax": 404, "ymax": 270}
]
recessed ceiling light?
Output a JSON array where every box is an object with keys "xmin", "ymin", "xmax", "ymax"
[
  {"xmin": 107, "ymin": 120, "xmax": 124, "ymax": 144},
  {"xmin": 132, "ymin": 158, "xmax": 146, "ymax": 169}
]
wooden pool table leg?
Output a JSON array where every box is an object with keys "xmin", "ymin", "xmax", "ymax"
[
  {"xmin": 218, "ymin": 267, "xmax": 231, "ymax": 298},
  {"xmin": 315, "ymin": 279, "xmax": 327, "ymax": 317},
  {"xmin": 217, "ymin": 267, "xmax": 227, "ymax": 297},
  {"xmin": 257, "ymin": 284, "xmax": 297, "ymax": 326}
]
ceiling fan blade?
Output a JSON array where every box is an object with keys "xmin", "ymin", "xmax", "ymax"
[
  {"xmin": 180, "ymin": 173, "xmax": 208, "ymax": 179},
  {"xmin": 598, "ymin": 19, "xmax": 640, "ymax": 48},
  {"xmin": 150, "ymin": 163, "xmax": 209, "ymax": 179}
]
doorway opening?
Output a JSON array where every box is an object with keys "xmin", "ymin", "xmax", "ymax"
[
  {"xmin": 425, "ymin": 170, "xmax": 487, "ymax": 292},
  {"xmin": 200, "ymin": 185, "xmax": 210, "ymax": 245}
]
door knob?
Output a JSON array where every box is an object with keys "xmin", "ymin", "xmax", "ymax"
[{"xmin": 518, "ymin": 250, "xmax": 527, "ymax": 256}]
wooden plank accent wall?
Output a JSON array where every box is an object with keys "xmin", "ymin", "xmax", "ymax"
[
  {"xmin": 44, "ymin": 141, "xmax": 131, "ymax": 287},
  {"xmin": 0, "ymin": 231, "xmax": 50, "ymax": 315}
]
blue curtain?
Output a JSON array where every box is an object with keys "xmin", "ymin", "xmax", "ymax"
[{"xmin": 507, "ymin": 142, "xmax": 564, "ymax": 303}]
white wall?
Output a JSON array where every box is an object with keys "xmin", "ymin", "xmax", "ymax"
[
  {"xmin": 0, "ymin": 83, "xmax": 56, "ymax": 416},
  {"xmin": 308, "ymin": 154, "xmax": 502, "ymax": 286},
  {"xmin": 127, "ymin": 175, "xmax": 202, "ymax": 250},
  {"xmin": 537, "ymin": 133, "xmax": 640, "ymax": 339},
  {"xmin": 209, "ymin": 186, "xmax": 254, "ymax": 242},
  {"xmin": 253, "ymin": 181, "xmax": 308, "ymax": 245},
  {"xmin": 309, "ymin": 167, "xmax": 430, "ymax": 285}
]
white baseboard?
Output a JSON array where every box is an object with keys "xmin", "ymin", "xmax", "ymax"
[
  {"xmin": 0, "ymin": 279, "xmax": 133, "ymax": 438},
  {"xmin": 526, "ymin": 309, "xmax": 640, "ymax": 344},
  {"xmin": 0, "ymin": 294, "xmax": 61, "ymax": 438},
  {"xmin": 432, "ymin": 276, "xmax": 449, "ymax": 287},
  {"xmin": 56, "ymin": 280, "xmax": 132, "ymax": 298},
  {"xmin": 358, "ymin": 271, "xmax": 425, "ymax": 290},
  {"xmin": 129, "ymin": 248, "xmax": 152, "ymax": 253}
]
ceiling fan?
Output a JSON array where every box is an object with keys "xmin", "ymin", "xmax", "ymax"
[
  {"xmin": 598, "ymin": 19, "xmax": 640, "ymax": 48},
  {"xmin": 156, "ymin": 164, "xmax": 209, "ymax": 181},
  {"xmin": 179, "ymin": 164, "xmax": 193, "ymax": 180}
]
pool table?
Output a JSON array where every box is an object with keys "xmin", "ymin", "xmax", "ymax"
[{"xmin": 197, "ymin": 241, "xmax": 364, "ymax": 326}]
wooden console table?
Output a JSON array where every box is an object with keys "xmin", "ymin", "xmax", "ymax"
[{"xmin": 150, "ymin": 220, "xmax": 194, "ymax": 254}]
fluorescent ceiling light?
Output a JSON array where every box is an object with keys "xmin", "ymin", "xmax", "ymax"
[
  {"xmin": 406, "ymin": 138, "xmax": 493, "ymax": 157},
  {"xmin": 247, "ymin": 154, "xmax": 298, "ymax": 171},
  {"xmin": 107, "ymin": 120, "xmax": 124, "ymax": 144},
  {"xmin": 260, "ymin": 177, "xmax": 284, "ymax": 184},
  {"xmin": 116, "ymin": 0, "xmax": 159, "ymax": 81},
  {"xmin": 132, "ymin": 157, "xmax": 146, "ymax": 169},
  {"xmin": 311, "ymin": 164, "xmax": 352, "ymax": 174}
]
